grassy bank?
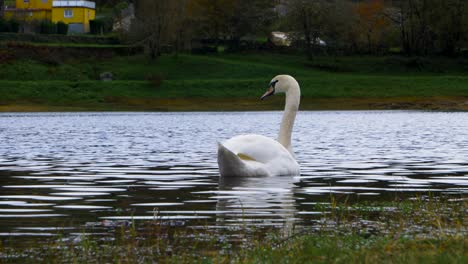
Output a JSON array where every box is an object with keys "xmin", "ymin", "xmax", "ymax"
[
  {"xmin": 1, "ymin": 53, "xmax": 468, "ymax": 111},
  {"xmin": 0, "ymin": 196, "xmax": 465, "ymax": 263}
]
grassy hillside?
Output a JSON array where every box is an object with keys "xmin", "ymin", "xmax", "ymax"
[{"xmin": 1, "ymin": 53, "xmax": 468, "ymax": 111}]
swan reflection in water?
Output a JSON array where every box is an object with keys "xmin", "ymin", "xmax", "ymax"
[{"xmin": 216, "ymin": 175, "xmax": 300, "ymax": 236}]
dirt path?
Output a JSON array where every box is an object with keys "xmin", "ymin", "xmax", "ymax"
[{"xmin": 1, "ymin": 96, "xmax": 468, "ymax": 112}]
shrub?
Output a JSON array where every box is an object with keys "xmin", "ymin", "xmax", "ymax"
[
  {"xmin": 0, "ymin": 18, "xmax": 7, "ymax": 32},
  {"xmin": 9, "ymin": 19, "xmax": 19, "ymax": 33},
  {"xmin": 0, "ymin": 33, "xmax": 120, "ymax": 44},
  {"xmin": 0, "ymin": 49, "xmax": 16, "ymax": 64},
  {"xmin": 40, "ymin": 20, "xmax": 57, "ymax": 34},
  {"xmin": 89, "ymin": 18, "xmax": 113, "ymax": 35},
  {"xmin": 89, "ymin": 19, "xmax": 104, "ymax": 35},
  {"xmin": 0, "ymin": 18, "xmax": 20, "ymax": 33},
  {"xmin": 56, "ymin": 21, "xmax": 68, "ymax": 35},
  {"xmin": 90, "ymin": 19, "xmax": 101, "ymax": 35},
  {"xmin": 304, "ymin": 61, "xmax": 351, "ymax": 72},
  {"xmin": 191, "ymin": 46, "xmax": 217, "ymax": 55},
  {"xmin": 405, "ymin": 57, "xmax": 430, "ymax": 70}
]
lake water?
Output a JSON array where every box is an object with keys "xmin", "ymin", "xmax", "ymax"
[{"xmin": 0, "ymin": 111, "xmax": 467, "ymax": 239}]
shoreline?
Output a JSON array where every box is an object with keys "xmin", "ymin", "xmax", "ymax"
[{"xmin": 1, "ymin": 96, "xmax": 468, "ymax": 112}]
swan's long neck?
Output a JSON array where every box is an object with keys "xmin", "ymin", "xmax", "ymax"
[{"xmin": 278, "ymin": 81, "xmax": 300, "ymax": 153}]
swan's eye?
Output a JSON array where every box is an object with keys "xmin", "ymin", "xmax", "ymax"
[{"xmin": 270, "ymin": 80, "xmax": 279, "ymax": 88}]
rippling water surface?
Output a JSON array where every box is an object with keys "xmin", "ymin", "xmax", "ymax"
[{"xmin": 0, "ymin": 111, "xmax": 467, "ymax": 238}]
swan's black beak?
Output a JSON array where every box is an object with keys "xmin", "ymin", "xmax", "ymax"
[{"xmin": 261, "ymin": 86, "xmax": 275, "ymax": 100}]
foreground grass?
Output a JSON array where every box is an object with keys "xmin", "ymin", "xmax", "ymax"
[
  {"xmin": 1, "ymin": 53, "xmax": 468, "ymax": 111},
  {"xmin": 236, "ymin": 235, "xmax": 466, "ymax": 264},
  {"xmin": 2, "ymin": 233, "xmax": 465, "ymax": 263},
  {"xmin": 0, "ymin": 196, "xmax": 466, "ymax": 263}
]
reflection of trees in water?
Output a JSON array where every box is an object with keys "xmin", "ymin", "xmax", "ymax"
[{"xmin": 216, "ymin": 175, "xmax": 299, "ymax": 237}]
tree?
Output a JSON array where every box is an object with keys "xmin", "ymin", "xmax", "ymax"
[
  {"xmin": 433, "ymin": 0, "xmax": 467, "ymax": 55},
  {"xmin": 354, "ymin": 0, "xmax": 393, "ymax": 54},
  {"xmin": 189, "ymin": 0, "xmax": 234, "ymax": 41},
  {"xmin": 130, "ymin": 0, "xmax": 192, "ymax": 59},
  {"xmin": 386, "ymin": 0, "xmax": 468, "ymax": 55},
  {"xmin": 0, "ymin": 0, "xmax": 5, "ymax": 18},
  {"xmin": 94, "ymin": 0, "xmax": 129, "ymax": 9},
  {"xmin": 320, "ymin": 0, "xmax": 360, "ymax": 55},
  {"xmin": 190, "ymin": 0, "xmax": 275, "ymax": 49},
  {"xmin": 284, "ymin": 0, "xmax": 332, "ymax": 59}
]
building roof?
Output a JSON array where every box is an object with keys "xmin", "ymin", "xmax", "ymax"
[{"xmin": 52, "ymin": 1, "xmax": 95, "ymax": 9}]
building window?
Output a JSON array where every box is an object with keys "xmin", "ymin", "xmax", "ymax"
[
  {"xmin": 42, "ymin": 0, "xmax": 48, "ymax": 3},
  {"xmin": 64, "ymin": 9, "xmax": 73, "ymax": 18},
  {"xmin": 24, "ymin": 0, "xmax": 30, "ymax": 3}
]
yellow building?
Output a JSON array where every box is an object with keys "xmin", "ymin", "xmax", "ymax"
[
  {"xmin": 4, "ymin": 0, "xmax": 96, "ymax": 33},
  {"xmin": 4, "ymin": 0, "xmax": 52, "ymax": 21},
  {"xmin": 51, "ymin": 1, "xmax": 96, "ymax": 33}
]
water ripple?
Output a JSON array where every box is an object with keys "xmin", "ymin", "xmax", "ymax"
[{"xmin": 0, "ymin": 111, "xmax": 467, "ymax": 238}]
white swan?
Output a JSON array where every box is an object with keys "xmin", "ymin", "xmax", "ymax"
[{"xmin": 217, "ymin": 75, "xmax": 301, "ymax": 177}]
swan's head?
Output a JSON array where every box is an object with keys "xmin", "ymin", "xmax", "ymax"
[{"xmin": 261, "ymin": 75, "xmax": 299, "ymax": 100}]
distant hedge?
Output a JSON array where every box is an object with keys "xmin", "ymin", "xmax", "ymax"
[
  {"xmin": 40, "ymin": 20, "xmax": 57, "ymax": 34},
  {"xmin": 0, "ymin": 32, "xmax": 120, "ymax": 44},
  {"xmin": 5, "ymin": 42, "xmax": 143, "ymax": 62},
  {"xmin": 56, "ymin": 22, "xmax": 68, "ymax": 35},
  {"xmin": 0, "ymin": 18, "xmax": 20, "ymax": 33},
  {"xmin": 89, "ymin": 18, "xmax": 113, "ymax": 35},
  {"xmin": 37, "ymin": 21, "xmax": 68, "ymax": 35}
]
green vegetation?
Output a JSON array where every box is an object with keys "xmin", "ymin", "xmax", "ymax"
[
  {"xmin": 0, "ymin": 19, "xmax": 20, "ymax": 33},
  {"xmin": 0, "ymin": 196, "xmax": 465, "ymax": 263},
  {"xmin": 1, "ymin": 53, "xmax": 467, "ymax": 111},
  {"xmin": 0, "ymin": 33, "xmax": 120, "ymax": 44}
]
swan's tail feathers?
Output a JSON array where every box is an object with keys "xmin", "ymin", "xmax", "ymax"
[{"xmin": 217, "ymin": 143, "xmax": 246, "ymax": 177}]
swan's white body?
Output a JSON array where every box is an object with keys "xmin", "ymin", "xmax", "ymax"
[
  {"xmin": 217, "ymin": 75, "xmax": 301, "ymax": 177},
  {"xmin": 218, "ymin": 134, "xmax": 299, "ymax": 177}
]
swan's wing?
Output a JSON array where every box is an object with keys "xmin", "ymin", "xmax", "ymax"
[
  {"xmin": 219, "ymin": 134, "xmax": 300, "ymax": 177},
  {"xmin": 218, "ymin": 142, "xmax": 269, "ymax": 177},
  {"xmin": 222, "ymin": 134, "xmax": 292, "ymax": 164}
]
